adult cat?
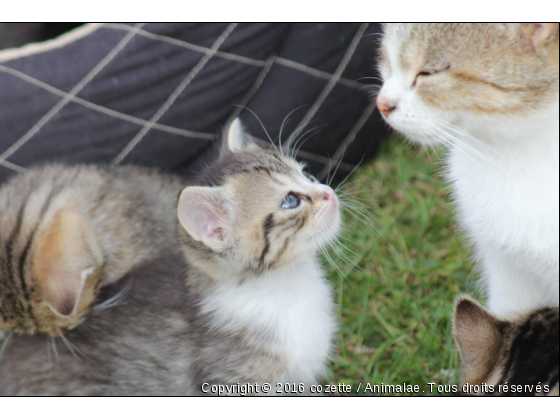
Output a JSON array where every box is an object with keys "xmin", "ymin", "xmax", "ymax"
[{"xmin": 377, "ymin": 23, "xmax": 559, "ymax": 319}]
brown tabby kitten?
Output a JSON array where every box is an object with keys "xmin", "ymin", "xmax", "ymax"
[
  {"xmin": 0, "ymin": 120, "xmax": 340, "ymax": 395},
  {"xmin": 0, "ymin": 165, "xmax": 183, "ymax": 336},
  {"xmin": 453, "ymin": 297, "xmax": 559, "ymax": 396}
]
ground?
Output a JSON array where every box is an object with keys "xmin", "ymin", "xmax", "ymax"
[{"xmin": 325, "ymin": 136, "xmax": 482, "ymax": 395}]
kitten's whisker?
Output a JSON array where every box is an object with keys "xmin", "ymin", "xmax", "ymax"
[
  {"xmin": 0, "ymin": 332, "xmax": 13, "ymax": 364},
  {"xmin": 290, "ymin": 126, "xmax": 323, "ymax": 159},
  {"xmin": 234, "ymin": 106, "xmax": 275, "ymax": 147},
  {"xmin": 334, "ymin": 180, "xmax": 361, "ymax": 193},
  {"xmin": 58, "ymin": 333, "xmax": 85, "ymax": 361},
  {"xmin": 332, "ymin": 156, "xmax": 365, "ymax": 192},
  {"xmin": 327, "ymin": 152, "xmax": 347, "ymax": 186},
  {"xmin": 50, "ymin": 335, "xmax": 60, "ymax": 364},
  {"xmin": 92, "ymin": 281, "xmax": 132, "ymax": 316},
  {"xmin": 333, "ymin": 238, "xmax": 365, "ymax": 264},
  {"xmin": 278, "ymin": 105, "xmax": 307, "ymax": 153}
]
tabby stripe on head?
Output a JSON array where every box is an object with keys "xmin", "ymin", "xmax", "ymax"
[
  {"xmin": 5, "ymin": 202, "xmax": 29, "ymax": 318},
  {"xmin": 17, "ymin": 188, "xmax": 60, "ymax": 324},
  {"xmin": 259, "ymin": 213, "xmax": 274, "ymax": 268}
]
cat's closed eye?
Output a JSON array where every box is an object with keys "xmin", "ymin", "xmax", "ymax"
[{"xmin": 413, "ymin": 65, "xmax": 451, "ymax": 86}]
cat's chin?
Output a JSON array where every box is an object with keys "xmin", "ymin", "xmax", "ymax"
[{"xmin": 387, "ymin": 122, "xmax": 446, "ymax": 147}]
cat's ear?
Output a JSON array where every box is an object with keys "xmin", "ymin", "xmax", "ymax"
[
  {"xmin": 221, "ymin": 118, "xmax": 255, "ymax": 157},
  {"xmin": 512, "ymin": 23, "xmax": 559, "ymax": 46},
  {"xmin": 177, "ymin": 186, "xmax": 236, "ymax": 252},
  {"xmin": 32, "ymin": 209, "xmax": 104, "ymax": 317},
  {"xmin": 453, "ymin": 297, "xmax": 507, "ymax": 383}
]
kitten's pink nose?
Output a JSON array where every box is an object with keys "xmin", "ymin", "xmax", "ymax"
[
  {"xmin": 376, "ymin": 94, "xmax": 396, "ymax": 117},
  {"xmin": 316, "ymin": 184, "xmax": 335, "ymax": 201}
]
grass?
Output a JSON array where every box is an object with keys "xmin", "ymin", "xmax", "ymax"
[{"xmin": 324, "ymin": 136, "xmax": 482, "ymax": 395}]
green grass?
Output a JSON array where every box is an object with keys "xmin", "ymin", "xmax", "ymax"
[{"xmin": 324, "ymin": 137, "xmax": 481, "ymax": 395}]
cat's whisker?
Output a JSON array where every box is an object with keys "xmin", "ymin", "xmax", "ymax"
[
  {"xmin": 290, "ymin": 125, "xmax": 323, "ymax": 159},
  {"xmin": 361, "ymin": 32, "xmax": 383, "ymax": 38},
  {"xmin": 341, "ymin": 199, "xmax": 377, "ymax": 222},
  {"xmin": 286, "ymin": 118, "xmax": 315, "ymax": 153},
  {"xmin": 49, "ymin": 335, "xmax": 60, "ymax": 365},
  {"xmin": 355, "ymin": 76, "xmax": 384, "ymax": 82},
  {"xmin": 326, "ymin": 152, "xmax": 347, "ymax": 186},
  {"xmin": 333, "ymin": 238, "xmax": 365, "ymax": 265},
  {"xmin": 92, "ymin": 281, "xmax": 132, "ymax": 316},
  {"xmin": 334, "ymin": 179, "xmax": 361, "ymax": 194},
  {"xmin": 431, "ymin": 120, "xmax": 508, "ymax": 171},
  {"xmin": 58, "ymin": 333, "xmax": 85, "ymax": 361},
  {"xmin": 437, "ymin": 119, "xmax": 507, "ymax": 159},
  {"xmin": 340, "ymin": 200, "xmax": 378, "ymax": 231},
  {"xmin": 332, "ymin": 156, "xmax": 365, "ymax": 192},
  {"xmin": 0, "ymin": 331, "xmax": 13, "ymax": 364},
  {"xmin": 278, "ymin": 105, "xmax": 307, "ymax": 154},
  {"xmin": 236, "ymin": 106, "xmax": 274, "ymax": 144}
]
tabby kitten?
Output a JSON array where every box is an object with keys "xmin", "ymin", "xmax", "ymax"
[
  {"xmin": 0, "ymin": 120, "xmax": 340, "ymax": 395},
  {"xmin": 0, "ymin": 165, "xmax": 183, "ymax": 336},
  {"xmin": 377, "ymin": 23, "xmax": 559, "ymax": 319},
  {"xmin": 453, "ymin": 297, "xmax": 559, "ymax": 396}
]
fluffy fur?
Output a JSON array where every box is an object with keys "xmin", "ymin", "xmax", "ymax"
[
  {"xmin": 0, "ymin": 165, "xmax": 183, "ymax": 336},
  {"xmin": 377, "ymin": 23, "xmax": 559, "ymax": 319},
  {"xmin": 0, "ymin": 120, "xmax": 340, "ymax": 395}
]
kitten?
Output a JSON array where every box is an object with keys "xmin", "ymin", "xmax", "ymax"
[
  {"xmin": 0, "ymin": 165, "xmax": 183, "ymax": 336},
  {"xmin": 453, "ymin": 297, "xmax": 559, "ymax": 396},
  {"xmin": 0, "ymin": 120, "xmax": 341, "ymax": 395},
  {"xmin": 377, "ymin": 23, "xmax": 559, "ymax": 319}
]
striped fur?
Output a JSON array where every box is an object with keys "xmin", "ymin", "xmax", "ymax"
[
  {"xmin": 0, "ymin": 165, "xmax": 183, "ymax": 336},
  {"xmin": 0, "ymin": 120, "xmax": 341, "ymax": 395},
  {"xmin": 454, "ymin": 297, "xmax": 559, "ymax": 396}
]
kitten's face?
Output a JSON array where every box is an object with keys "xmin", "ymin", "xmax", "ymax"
[
  {"xmin": 377, "ymin": 23, "xmax": 559, "ymax": 145},
  {"xmin": 178, "ymin": 120, "xmax": 340, "ymax": 276}
]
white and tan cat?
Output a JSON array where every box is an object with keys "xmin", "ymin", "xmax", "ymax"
[{"xmin": 377, "ymin": 23, "xmax": 559, "ymax": 319}]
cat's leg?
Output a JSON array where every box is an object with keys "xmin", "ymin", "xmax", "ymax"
[{"xmin": 481, "ymin": 246, "xmax": 554, "ymax": 320}]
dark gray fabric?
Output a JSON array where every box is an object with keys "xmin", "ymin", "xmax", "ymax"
[{"xmin": 0, "ymin": 23, "xmax": 389, "ymax": 184}]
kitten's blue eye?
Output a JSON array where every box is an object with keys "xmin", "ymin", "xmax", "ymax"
[
  {"xmin": 281, "ymin": 193, "xmax": 300, "ymax": 209},
  {"xmin": 303, "ymin": 171, "xmax": 318, "ymax": 183}
]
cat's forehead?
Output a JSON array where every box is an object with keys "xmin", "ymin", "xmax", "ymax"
[
  {"xmin": 384, "ymin": 23, "xmax": 531, "ymax": 70},
  {"xmin": 205, "ymin": 148, "xmax": 303, "ymax": 186}
]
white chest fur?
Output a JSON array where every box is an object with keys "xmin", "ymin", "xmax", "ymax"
[
  {"xmin": 200, "ymin": 259, "xmax": 336, "ymax": 383},
  {"xmin": 448, "ymin": 107, "xmax": 560, "ymax": 318}
]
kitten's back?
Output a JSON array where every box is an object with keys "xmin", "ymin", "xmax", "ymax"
[
  {"xmin": 0, "ymin": 165, "xmax": 184, "ymax": 335},
  {"xmin": 0, "ymin": 252, "xmax": 197, "ymax": 396}
]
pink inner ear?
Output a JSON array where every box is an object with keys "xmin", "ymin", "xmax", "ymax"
[{"xmin": 207, "ymin": 220, "xmax": 225, "ymax": 241}]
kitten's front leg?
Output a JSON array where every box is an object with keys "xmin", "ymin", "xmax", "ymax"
[{"xmin": 481, "ymin": 245, "xmax": 554, "ymax": 319}]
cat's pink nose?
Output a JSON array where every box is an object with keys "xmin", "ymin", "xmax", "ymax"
[
  {"xmin": 316, "ymin": 185, "xmax": 335, "ymax": 201},
  {"xmin": 376, "ymin": 94, "xmax": 397, "ymax": 117}
]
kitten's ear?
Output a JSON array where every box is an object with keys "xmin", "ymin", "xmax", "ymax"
[
  {"xmin": 220, "ymin": 118, "xmax": 255, "ymax": 157},
  {"xmin": 513, "ymin": 23, "xmax": 559, "ymax": 46},
  {"xmin": 453, "ymin": 297, "xmax": 507, "ymax": 383},
  {"xmin": 32, "ymin": 209, "xmax": 104, "ymax": 317},
  {"xmin": 177, "ymin": 186, "xmax": 236, "ymax": 252}
]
